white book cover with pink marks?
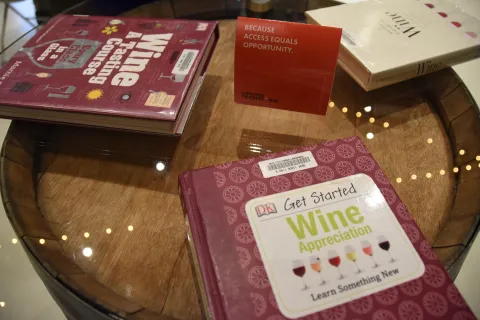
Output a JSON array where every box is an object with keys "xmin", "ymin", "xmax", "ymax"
[{"xmin": 179, "ymin": 136, "xmax": 475, "ymax": 320}]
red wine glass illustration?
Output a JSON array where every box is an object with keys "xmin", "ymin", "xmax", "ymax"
[
  {"xmin": 310, "ymin": 255, "xmax": 326, "ymax": 285},
  {"xmin": 345, "ymin": 245, "xmax": 362, "ymax": 274},
  {"xmin": 328, "ymin": 250, "xmax": 346, "ymax": 280},
  {"xmin": 292, "ymin": 259, "xmax": 308, "ymax": 290},
  {"xmin": 158, "ymin": 73, "xmax": 186, "ymax": 82},
  {"xmin": 378, "ymin": 235, "xmax": 395, "ymax": 263},
  {"xmin": 361, "ymin": 240, "xmax": 379, "ymax": 268}
]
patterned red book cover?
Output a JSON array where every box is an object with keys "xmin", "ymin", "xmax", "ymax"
[
  {"xmin": 179, "ymin": 136, "xmax": 475, "ymax": 320},
  {"xmin": 0, "ymin": 15, "xmax": 217, "ymax": 121}
]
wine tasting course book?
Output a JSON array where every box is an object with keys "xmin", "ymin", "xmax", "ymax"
[
  {"xmin": 0, "ymin": 15, "xmax": 218, "ymax": 135},
  {"xmin": 306, "ymin": 0, "xmax": 480, "ymax": 91},
  {"xmin": 179, "ymin": 136, "xmax": 475, "ymax": 319}
]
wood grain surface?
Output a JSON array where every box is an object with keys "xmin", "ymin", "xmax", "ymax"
[{"xmin": 2, "ymin": 15, "xmax": 480, "ymax": 320}]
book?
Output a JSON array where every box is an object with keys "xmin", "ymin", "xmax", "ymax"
[
  {"xmin": 179, "ymin": 136, "xmax": 475, "ymax": 319},
  {"xmin": 234, "ymin": 17, "xmax": 341, "ymax": 115},
  {"xmin": 306, "ymin": 0, "xmax": 480, "ymax": 91},
  {"xmin": 0, "ymin": 15, "xmax": 218, "ymax": 134}
]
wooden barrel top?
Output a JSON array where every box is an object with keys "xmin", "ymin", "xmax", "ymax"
[{"xmin": 2, "ymin": 3, "xmax": 480, "ymax": 320}]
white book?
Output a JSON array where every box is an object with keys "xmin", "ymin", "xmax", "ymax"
[{"xmin": 306, "ymin": 0, "xmax": 480, "ymax": 91}]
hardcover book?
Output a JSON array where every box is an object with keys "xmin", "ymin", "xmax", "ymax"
[
  {"xmin": 179, "ymin": 136, "xmax": 475, "ymax": 319},
  {"xmin": 306, "ymin": 0, "xmax": 480, "ymax": 91},
  {"xmin": 0, "ymin": 15, "xmax": 218, "ymax": 134},
  {"xmin": 234, "ymin": 17, "xmax": 341, "ymax": 115}
]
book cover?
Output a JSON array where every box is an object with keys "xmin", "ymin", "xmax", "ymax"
[
  {"xmin": 234, "ymin": 17, "xmax": 342, "ymax": 115},
  {"xmin": 306, "ymin": 0, "xmax": 480, "ymax": 91},
  {"xmin": 0, "ymin": 15, "xmax": 217, "ymax": 122},
  {"xmin": 179, "ymin": 137, "xmax": 475, "ymax": 319}
]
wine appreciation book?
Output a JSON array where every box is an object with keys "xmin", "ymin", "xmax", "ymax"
[
  {"xmin": 0, "ymin": 15, "xmax": 218, "ymax": 134},
  {"xmin": 306, "ymin": 0, "xmax": 480, "ymax": 91},
  {"xmin": 179, "ymin": 136, "xmax": 475, "ymax": 319}
]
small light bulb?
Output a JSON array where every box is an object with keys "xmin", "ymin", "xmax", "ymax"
[
  {"xmin": 459, "ymin": 149, "xmax": 465, "ymax": 155},
  {"xmin": 356, "ymin": 112, "xmax": 362, "ymax": 118},
  {"xmin": 427, "ymin": 138, "xmax": 433, "ymax": 144},
  {"xmin": 369, "ymin": 117, "xmax": 375, "ymax": 123},
  {"xmin": 82, "ymin": 247, "xmax": 93, "ymax": 257},
  {"xmin": 62, "ymin": 235, "xmax": 67, "ymax": 241},
  {"xmin": 328, "ymin": 101, "xmax": 335, "ymax": 108},
  {"xmin": 466, "ymin": 165, "xmax": 472, "ymax": 171},
  {"xmin": 155, "ymin": 161, "xmax": 166, "ymax": 172},
  {"xmin": 383, "ymin": 122, "xmax": 390, "ymax": 128},
  {"xmin": 11, "ymin": 238, "xmax": 17, "ymax": 244},
  {"xmin": 411, "ymin": 174, "xmax": 417, "ymax": 180},
  {"xmin": 396, "ymin": 178, "xmax": 402, "ymax": 183},
  {"xmin": 128, "ymin": 225, "xmax": 134, "ymax": 232},
  {"xmin": 342, "ymin": 107, "xmax": 348, "ymax": 113},
  {"xmin": 476, "ymin": 155, "xmax": 480, "ymax": 161},
  {"xmin": 84, "ymin": 232, "xmax": 90, "ymax": 238},
  {"xmin": 453, "ymin": 167, "xmax": 459, "ymax": 173},
  {"xmin": 0, "ymin": 302, "xmax": 5, "ymax": 307},
  {"xmin": 366, "ymin": 132, "xmax": 374, "ymax": 139},
  {"xmin": 364, "ymin": 106, "xmax": 372, "ymax": 112},
  {"xmin": 439, "ymin": 170, "xmax": 445, "ymax": 175},
  {"xmin": 426, "ymin": 173, "xmax": 432, "ymax": 178},
  {"xmin": 106, "ymin": 228, "xmax": 112, "ymax": 234},
  {"xmin": 39, "ymin": 239, "xmax": 45, "ymax": 245}
]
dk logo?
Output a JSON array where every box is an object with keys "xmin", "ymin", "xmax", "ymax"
[{"xmin": 255, "ymin": 203, "xmax": 277, "ymax": 217}]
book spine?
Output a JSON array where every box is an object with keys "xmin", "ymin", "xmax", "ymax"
[
  {"xmin": 178, "ymin": 173, "xmax": 225, "ymax": 320},
  {"xmin": 368, "ymin": 46, "xmax": 480, "ymax": 90}
]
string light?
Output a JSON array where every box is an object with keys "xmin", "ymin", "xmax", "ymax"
[
  {"xmin": 0, "ymin": 302, "xmax": 5, "ymax": 307},
  {"xmin": 82, "ymin": 247, "xmax": 93, "ymax": 257},
  {"xmin": 356, "ymin": 112, "xmax": 362, "ymax": 118},
  {"xmin": 383, "ymin": 122, "xmax": 390, "ymax": 128},
  {"xmin": 84, "ymin": 232, "xmax": 90, "ymax": 238},
  {"xmin": 366, "ymin": 132, "xmax": 374, "ymax": 139},
  {"xmin": 39, "ymin": 239, "xmax": 45, "ymax": 245},
  {"xmin": 453, "ymin": 167, "xmax": 459, "ymax": 173},
  {"xmin": 476, "ymin": 155, "xmax": 480, "ymax": 161},
  {"xmin": 426, "ymin": 173, "xmax": 432, "ymax": 178},
  {"xmin": 427, "ymin": 138, "xmax": 433, "ymax": 144},
  {"xmin": 328, "ymin": 101, "xmax": 335, "ymax": 108},
  {"xmin": 466, "ymin": 165, "xmax": 472, "ymax": 171},
  {"xmin": 439, "ymin": 170, "xmax": 445, "ymax": 175},
  {"xmin": 364, "ymin": 106, "xmax": 372, "ymax": 112},
  {"xmin": 459, "ymin": 149, "xmax": 465, "ymax": 155},
  {"xmin": 342, "ymin": 107, "xmax": 348, "ymax": 113},
  {"xmin": 128, "ymin": 225, "xmax": 134, "ymax": 232},
  {"xmin": 411, "ymin": 174, "xmax": 417, "ymax": 180},
  {"xmin": 369, "ymin": 117, "xmax": 375, "ymax": 123},
  {"xmin": 11, "ymin": 239, "xmax": 17, "ymax": 244},
  {"xmin": 61, "ymin": 235, "xmax": 67, "ymax": 241},
  {"xmin": 106, "ymin": 228, "xmax": 112, "ymax": 234},
  {"xmin": 396, "ymin": 178, "xmax": 402, "ymax": 183}
]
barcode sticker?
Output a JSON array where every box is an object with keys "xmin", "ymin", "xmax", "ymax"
[
  {"xmin": 258, "ymin": 151, "xmax": 317, "ymax": 178},
  {"xmin": 172, "ymin": 49, "xmax": 199, "ymax": 75}
]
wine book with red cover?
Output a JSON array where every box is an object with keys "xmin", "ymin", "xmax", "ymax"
[
  {"xmin": 0, "ymin": 15, "xmax": 218, "ymax": 135},
  {"xmin": 179, "ymin": 136, "xmax": 475, "ymax": 320}
]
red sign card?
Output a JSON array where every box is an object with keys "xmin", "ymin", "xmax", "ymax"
[{"xmin": 234, "ymin": 17, "xmax": 342, "ymax": 115}]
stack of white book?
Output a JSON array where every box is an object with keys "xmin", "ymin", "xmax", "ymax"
[{"xmin": 306, "ymin": 0, "xmax": 480, "ymax": 90}]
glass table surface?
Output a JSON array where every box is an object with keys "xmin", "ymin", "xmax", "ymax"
[{"xmin": 1, "ymin": 1, "xmax": 479, "ymax": 319}]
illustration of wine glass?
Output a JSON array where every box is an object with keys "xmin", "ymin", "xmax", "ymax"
[
  {"xmin": 310, "ymin": 255, "xmax": 326, "ymax": 285},
  {"xmin": 345, "ymin": 245, "xmax": 362, "ymax": 274},
  {"xmin": 378, "ymin": 235, "xmax": 395, "ymax": 263},
  {"xmin": 26, "ymin": 72, "xmax": 52, "ymax": 78},
  {"xmin": 361, "ymin": 240, "xmax": 379, "ymax": 268},
  {"xmin": 292, "ymin": 259, "xmax": 308, "ymax": 291},
  {"xmin": 158, "ymin": 73, "xmax": 186, "ymax": 82},
  {"xmin": 328, "ymin": 250, "xmax": 346, "ymax": 280},
  {"xmin": 64, "ymin": 30, "xmax": 88, "ymax": 36},
  {"xmin": 43, "ymin": 85, "xmax": 76, "ymax": 94}
]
